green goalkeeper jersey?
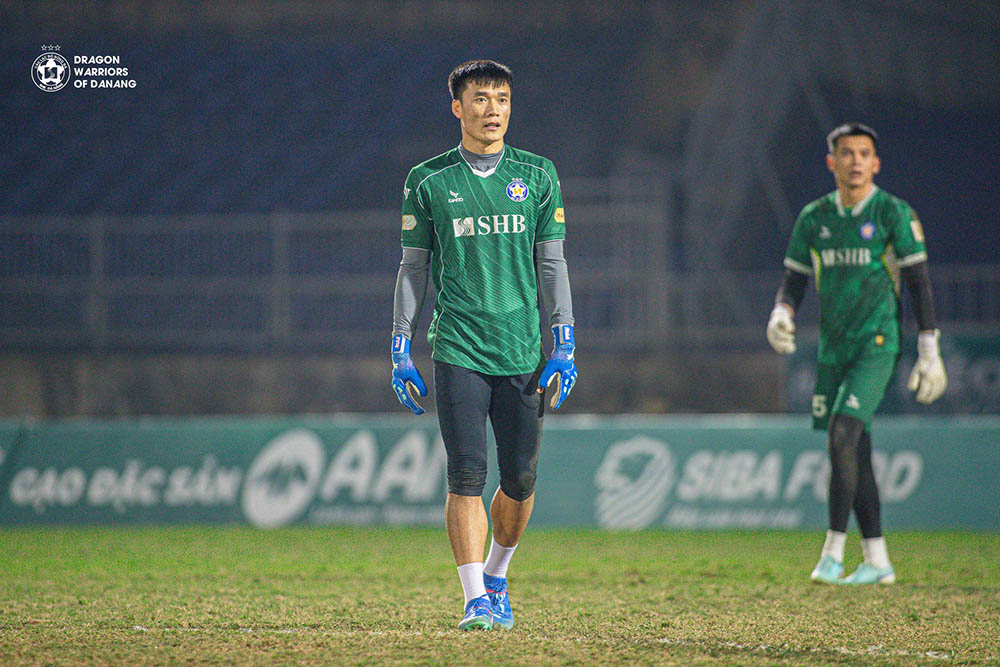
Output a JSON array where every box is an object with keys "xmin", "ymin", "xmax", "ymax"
[
  {"xmin": 400, "ymin": 145, "xmax": 566, "ymax": 375},
  {"xmin": 784, "ymin": 185, "xmax": 928, "ymax": 364}
]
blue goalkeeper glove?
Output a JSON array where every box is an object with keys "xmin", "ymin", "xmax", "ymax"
[
  {"xmin": 391, "ymin": 334, "xmax": 427, "ymax": 415},
  {"xmin": 538, "ymin": 324, "xmax": 577, "ymax": 410}
]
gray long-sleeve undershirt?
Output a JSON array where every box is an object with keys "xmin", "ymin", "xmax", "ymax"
[
  {"xmin": 392, "ymin": 239, "xmax": 574, "ymax": 339},
  {"xmin": 535, "ymin": 239, "xmax": 574, "ymax": 328}
]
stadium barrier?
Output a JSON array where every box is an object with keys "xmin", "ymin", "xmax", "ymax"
[{"xmin": 1, "ymin": 416, "xmax": 997, "ymax": 530}]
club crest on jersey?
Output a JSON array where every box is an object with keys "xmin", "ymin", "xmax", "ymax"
[
  {"xmin": 506, "ymin": 179, "xmax": 528, "ymax": 202},
  {"xmin": 859, "ymin": 221, "xmax": 876, "ymax": 240}
]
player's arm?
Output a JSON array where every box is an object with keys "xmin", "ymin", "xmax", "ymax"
[
  {"xmin": 775, "ymin": 269, "xmax": 808, "ymax": 313},
  {"xmin": 391, "ymin": 247, "xmax": 430, "ymax": 415},
  {"xmin": 894, "ymin": 206, "xmax": 946, "ymax": 404},
  {"xmin": 768, "ymin": 211, "xmax": 812, "ymax": 355},
  {"xmin": 536, "ymin": 239, "xmax": 573, "ymax": 328},
  {"xmin": 767, "ymin": 271, "xmax": 806, "ymax": 354},
  {"xmin": 901, "ymin": 260, "xmax": 946, "ymax": 404},
  {"xmin": 393, "ymin": 247, "xmax": 430, "ymax": 341},
  {"xmin": 392, "ymin": 173, "xmax": 433, "ymax": 415},
  {"xmin": 533, "ymin": 160, "xmax": 577, "ymax": 410},
  {"xmin": 535, "ymin": 239, "xmax": 577, "ymax": 409}
]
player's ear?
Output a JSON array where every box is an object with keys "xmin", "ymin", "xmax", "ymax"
[
  {"xmin": 825, "ymin": 153, "xmax": 835, "ymax": 173},
  {"xmin": 872, "ymin": 155, "xmax": 881, "ymax": 175},
  {"xmin": 451, "ymin": 97, "xmax": 462, "ymax": 120}
]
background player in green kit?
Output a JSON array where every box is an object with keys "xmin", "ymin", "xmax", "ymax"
[
  {"xmin": 767, "ymin": 123, "xmax": 947, "ymax": 585},
  {"xmin": 390, "ymin": 60, "xmax": 577, "ymax": 629}
]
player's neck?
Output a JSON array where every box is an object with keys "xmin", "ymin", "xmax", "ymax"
[
  {"xmin": 838, "ymin": 182, "xmax": 874, "ymax": 208},
  {"xmin": 461, "ymin": 136, "xmax": 504, "ymax": 155}
]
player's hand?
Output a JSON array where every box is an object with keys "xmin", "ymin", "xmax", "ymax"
[
  {"xmin": 538, "ymin": 324, "xmax": 577, "ymax": 410},
  {"xmin": 907, "ymin": 329, "xmax": 947, "ymax": 404},
  {"xmin": 391, "ymin": 334, "xmax": 427, "ymax": 415},
  {"xmin": 766, "ymin": 304, "xmax": 796, "ymax": 354}
]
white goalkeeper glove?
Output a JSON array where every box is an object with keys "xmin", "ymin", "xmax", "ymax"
[
  {"xmin": 908, "ymin": 329, "xmax": 947, "ymax": 404},
  {"xmin": 766, "ymin": 304, "xmax": 796, "ymax": 354}
]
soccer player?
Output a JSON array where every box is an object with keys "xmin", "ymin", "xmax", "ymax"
[
  {"xmin": 767, "ymin": 123, "xmax": 947, "ymax": 585},
  {"xmin": 390, "ymin": 60, "xmax": 577, "ymax": 629}
]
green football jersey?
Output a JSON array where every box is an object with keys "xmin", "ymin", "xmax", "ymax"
[
  {"xmin": 400, "ymin": 145, "xmax": 566, "ymax": 376},
  {"xmin": 784, "ymin": 186, "xmax": 927, "ymax": 364}
]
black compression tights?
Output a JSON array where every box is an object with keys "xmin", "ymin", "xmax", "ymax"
[{"xmin": 828, "ymin": 414, "xmax": 882, "ymax": 537}]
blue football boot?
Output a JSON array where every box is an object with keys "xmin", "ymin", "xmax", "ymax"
[
  {"xmin": 484, "ymin": 573, "xmax": 514, "ymax": 629},
  {"xmin": 458, "ymin": 594, "xmax": 493, "ymax": 631}
]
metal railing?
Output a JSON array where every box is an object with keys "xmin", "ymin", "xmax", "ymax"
[{"xmin": 2, "ymin": 177, "xmax": 997, "ymax": 354}]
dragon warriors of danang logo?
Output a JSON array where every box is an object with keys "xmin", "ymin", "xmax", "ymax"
[{"xmin": 33, "ymin": 46, "xmax": 71, "ymax": 92}]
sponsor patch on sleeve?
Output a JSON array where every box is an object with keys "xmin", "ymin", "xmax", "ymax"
[
  {"xmin": 554, "ymin": 207, "xmax": 565, "ymax": 224},
  {"xmin": 402, "ymin": 214, "xmax": 417, "ymax": 231},
  {"xmin": 910, "ymin": 219, "xmax": 925, "ymax": 242}
]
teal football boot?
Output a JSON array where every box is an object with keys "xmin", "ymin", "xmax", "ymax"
[
  {"xmin": 841, "ymin": 563, "xmax": 896, "ymax": 585},
  {"xmin": 810, "ymin": 555, "xmax": 844, "ymax": 584}
]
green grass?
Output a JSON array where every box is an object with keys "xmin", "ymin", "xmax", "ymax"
[{"xmin": 1, "ymin": 527, "xmax": 998, "ymax": 665}]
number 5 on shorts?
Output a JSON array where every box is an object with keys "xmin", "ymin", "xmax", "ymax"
[{"xmin": 812, "ymin": 394, "xmax": 828, "ymax": 418}]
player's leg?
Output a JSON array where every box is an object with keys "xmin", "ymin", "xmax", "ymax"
[
  {"xmin": 811, "ymin": 411, "xmax": 867, "ymax": 583},
  {"xmin": 482, "ymin": 366, "xmax": 544, "ymax": 629},
  {"xmin": 434, "ymin": 361, "xmax": 494, "ymax": 629},
  {"xmin": 489, "ymin": 488, "xmax": 535, "ymax": 550},
  {"xmin": 849, "ymin": 429, "xmax": 893, "ymax": 582},
  {"xmin": 810, "ymin": 363, "xmax": 848, "ymax": 583},
  {"xmin": 838, "ymin": 352, "xmax": 897, "ymax": 584},
  {"xmin": 827, "ymin": 412, "xmax": 866, "ymax": 537},
  {"xmin": 853, "ymin": 429, "xmax": 881, "ymax": 538}
]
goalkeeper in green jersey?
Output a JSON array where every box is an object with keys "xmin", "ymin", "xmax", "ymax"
[
  {"xmin": 391, "ymin": 60, "xmax": 577, "ymax": 629},
  {"xmin": 767, "ymin": 123, "xmax": 947, "ymax": 585}
]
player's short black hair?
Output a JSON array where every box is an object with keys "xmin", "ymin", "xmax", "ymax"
[
  {"xmin": 448, "ymin": 60, "xmax": 513, "ymax": 100},
  {"xmin": 826, "ymin": 122, "xmax": 879, "ymax": 153}
]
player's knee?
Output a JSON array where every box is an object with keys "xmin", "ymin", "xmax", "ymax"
[
  {"xmin": 828, "ymin": 413, "xmax": 864, "ymax": 458},
  {"xmin": 447, "ymin": 466, "xmax": 487, "ymax": 497},
  {"xmin": 500, "ymin": 469, "xmax": 536, "ymax": 502}
]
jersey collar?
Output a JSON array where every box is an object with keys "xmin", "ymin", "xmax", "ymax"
[
  {"xmin": 457, "ymin": 144, "xmax": 506, "ymax": 179},
  {"xmin": 835, "ymin": 184, "xmax": 879, "ymax": 217}
]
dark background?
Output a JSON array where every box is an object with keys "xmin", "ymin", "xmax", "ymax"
[{"xmin": 2, "ymin": 1, "xmax": 998, "ymax": 416}]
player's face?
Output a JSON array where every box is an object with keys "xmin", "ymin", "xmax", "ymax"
[
  {"xmin": 826, "ymin": 135, "xmax": 880, "ymax": 194},
  {"xmin": 452, "ymin": 81, "xmax": 510, "ymax": 153}
]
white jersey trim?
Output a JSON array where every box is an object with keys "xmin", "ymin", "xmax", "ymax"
[
  {"xmin": 835, "ymin": 185, "xmax": 879, "ymax": 217},
  {"xmin": 896, "ymin": 251, "xmax": 928, "ymax": 268},
  {"xmin": 428, "ymin": 218, "xmax": 448, "ymax": 359},
  {"xmin": 784, "ymin": 257, "xmax": 814, "ymax": 275},
  {"xmin": 413, "ymin": 162, "xmax": 462, "ymax": 214},
  {"xmin": 458, "ymin": 145, "xmax": 505, "ymax": 179}
]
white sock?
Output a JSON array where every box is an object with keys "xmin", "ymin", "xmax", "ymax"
[
  {"xmin": 483, "ymin": 538, "xmax": 518, "ymax": 579},
  {"xmin": 457, "ymin": 562, "xmax": 487, "ymax": 604},
  {"xmin": 821, "ymin": 530, "xmax": 847, "ymax": 562},
  {"xmin": 861, "ymin": 537, "xmax": 891, "ymax": 569}
]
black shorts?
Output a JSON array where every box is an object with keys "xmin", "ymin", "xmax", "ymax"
[{"xmin": 433, "ymin": 360, "xmax": 545, "ymax": 501}]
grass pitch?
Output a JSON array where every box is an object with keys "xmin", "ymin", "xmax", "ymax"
[{"xmin": 1, "ymin": 526, "xmax": 998, "ymax": 665}]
